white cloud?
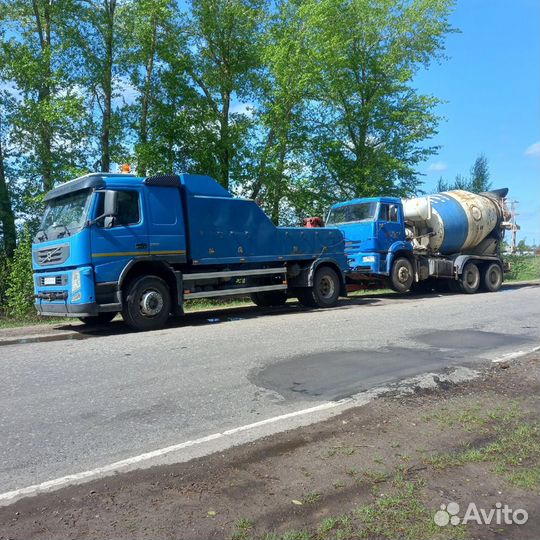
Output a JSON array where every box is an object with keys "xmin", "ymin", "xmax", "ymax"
[
  {"xmin": 429, "ymin": 161, "xmax": 448, "ymax": 172},
  {"xmin": 525, "ymin": 141, "xmax": 540, "ymax": 157}
]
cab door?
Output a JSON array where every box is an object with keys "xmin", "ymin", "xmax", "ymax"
[
  {"xmin": 376, "ymin": 203, "xmax": 404, "ymax": 254},
  {"xmin": 90, "ymin": 188, "xmax": 149, "ymax": 283}
]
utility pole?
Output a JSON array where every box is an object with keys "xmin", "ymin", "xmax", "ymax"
[{"xmin": 508, "ymin": 200, "xmax": 520, "ymax": 253}]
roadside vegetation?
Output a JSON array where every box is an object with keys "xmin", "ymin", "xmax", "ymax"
[{"xmin": 229, "ymin": 396, "xmax": 539, "ymax": 540}]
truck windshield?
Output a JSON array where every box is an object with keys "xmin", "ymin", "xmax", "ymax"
[
  {"xmin": 326, "ymin": 202, "xmax": 377, "ymax": 225},
  {"xmin": 35, "ymin": 189, "xmax": 93, "ymax": 243}
]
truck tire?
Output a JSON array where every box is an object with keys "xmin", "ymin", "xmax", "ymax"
[
  {"xmin": 459, "ymin": 262, "xmax": 480, "ymax": 294},
  {"xmin": 390, "ymin": 257, "xmax": 414, "ymax": 293},
  {"xmin": 78, "ymin": 312, "xmax": 117, "ymax": 325},
  {"xmin": 481, "ymin": 262, "xmax": 503, "ymax": 292},
  {"xmin": 297, "ymin": 266, "xmax": 340, "ymax": 308},
  {"xmin": 122, "ymin": 275, "xmax": 171, "ymax": 331},
  {"xmin": 250, "ymin": 291, "xmax": 288, "ymax": 307}
]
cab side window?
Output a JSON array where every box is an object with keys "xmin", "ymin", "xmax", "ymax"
[
  {"xmin": 379, "ymin": 203, "xmax": 399, "ymax": 222},
  {"xmin": 96, "ymin": 190, "xmax": 140, "ymax": 227}
]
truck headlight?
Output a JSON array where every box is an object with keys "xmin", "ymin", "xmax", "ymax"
[
  {"xmin": 362, "ymin": 255, "xmax": 376, "ymax": 263},
  {"xmin": 72, "ymin": 270, "xmax": 81, "ymax": 293}
]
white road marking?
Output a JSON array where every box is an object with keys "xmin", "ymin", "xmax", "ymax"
[
  {"xmin": 2, "ymin": 345, "xmax": 538, "ymax": 507},
  {"xmin": 0, "ymin": 399, "xmax": 351, "ymax": 506},
  {"xmin": 491, "ymin": 346, "xmax": 540, "ymax": 363}
]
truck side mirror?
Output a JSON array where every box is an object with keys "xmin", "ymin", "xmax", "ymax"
[{"xmin": 104, "ymin": 190, "xmax": 118, "ymax": 217}]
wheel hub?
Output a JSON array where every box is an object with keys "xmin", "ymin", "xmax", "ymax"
[
  {"xmin": 397, "ymin": 266, "xmax": 410, "ymax": 283},
  {"xmin": 318, "ymin": 276, "xmax": 335, "ymax": 299},
  {"xmin": 140, "ymin": 289, "xmax": 163, "ymax": 317}
]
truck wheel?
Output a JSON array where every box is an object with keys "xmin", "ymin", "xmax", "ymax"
[
  {"xmin": 390, "ymin": 258, "xmax": 414, "ymax": 293},
  {"xmin": 122, "ymin": 275, "xmax": 171, "ymax": 331},
  {"xmin": 459, "ymin": 262, "xmax": 480, "ymax": 294},
  {"xmin": 79, "ymin": 312, "xmax": 117, "ymax": 325},
  {"xmin": 250, "ymin": 291, "xmax": 288, "ymax": 307},
  {"xmin": 481, "ymin": 262, "xmax": 503, "ymax": 292},
  {"xmin": 297, "ymin": 266, "xmax": 340, "ymax": 308}
]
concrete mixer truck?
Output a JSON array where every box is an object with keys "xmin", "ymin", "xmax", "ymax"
[{"xmin": 326, "ymin": 188, "xmax": 511, "ymax": 294}]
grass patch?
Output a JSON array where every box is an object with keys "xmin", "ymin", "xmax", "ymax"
[
  {"xmin": 428, "ymin": 416, "xmax": 540, "ymax": 490},
  {"xmin": 504, "ymin": 255, "xmax": 540, "ymax": 281},
  {"xmin": 0, "ymin": 315, "xmax": 66, "ymax": 329},
  {"xmin": 302, "ymin": 491, "xmax": 322, "ymax": 505},
  {"xmin": 247, "ymin": 468, "xmax": 466, "ymax": 540},
  {"xmin": 422, "ymin": 401, "xmax": 522, "ymax": 432},
  {"xmin": 356, "ymin": 475, "xmax": 467, "ymax": 540},
  {"xmin": 232, "ymin": 518, "xmax": 254, "ymax": 540}
]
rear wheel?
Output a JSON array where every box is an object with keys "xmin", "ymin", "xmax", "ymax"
[
  {"xmin": 122, "ymin": 275, "xmax": 171, "ymax": 331},
  {"xmin": 250, "ymin": 290, "xmax": 288, "ymax": 307},
  {"xmin": 297, "ymin": 266, "xmax": 340, "ymax": 308},
  {"xmin": 390, "ymin": 257, "xmax": 414, "ymax": 293},
  {"xmin": 481, "ymin": 262, "xmax": 503, "ymax": 292},
  {"xmin": 79, "ymin": 312, "xmax": 117, "ymax": 325},
  {"xmin": 459, "ymin": 262, "xmax": 480, "ymax": 294}
]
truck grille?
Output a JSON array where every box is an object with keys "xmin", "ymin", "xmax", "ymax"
[
  {"xmin": 33, "ymin": 245, "xmax": 70, "ymax": 266},
  {"xmin": 38, "ymin": 275, "xmax": 68, "ymax": 286}
]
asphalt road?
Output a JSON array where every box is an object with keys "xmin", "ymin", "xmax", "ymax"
[{"xmin": 1, "ymin": 285, "xmax": 538, "ymax": 495}]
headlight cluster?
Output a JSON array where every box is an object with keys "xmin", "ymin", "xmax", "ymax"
[{"xmin": 71, "ymin": 270, "xmax": 81, "ymax": 293}]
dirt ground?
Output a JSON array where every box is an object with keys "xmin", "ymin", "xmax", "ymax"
[{"xmin": 1, "ymin": 354, "xmax": 538, "ymax": 540}]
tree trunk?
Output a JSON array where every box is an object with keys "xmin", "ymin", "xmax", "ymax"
[
  {"xmin": 219, "ymin": 91, "xmax": 230, "ymax": 189},
  {"xmin": 32, "ymin": 0, "xmax": 53, "ymax": 191},
  {"xmin": 101, "ymin": 0, "xmax": 116, "ymax": 173},
  {"xmin": 0, "ymin": 130, "xmax": 16, "ymax": 257},
  {"xmin": 137, "ymin": 15, "xmax": 157, "ymax": 176},
  {"xmin": 250, "ymin": 126, "xmax": 276, "ymax": 200}
]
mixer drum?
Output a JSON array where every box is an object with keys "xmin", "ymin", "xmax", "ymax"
[{"xmin": 404, "ymin": 190, "xmax": 504, "ymax": 255}]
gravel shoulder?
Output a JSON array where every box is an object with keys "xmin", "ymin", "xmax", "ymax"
[{"xmin": 1, "ymin": 352, "xmax": 538, "ymax": 540}]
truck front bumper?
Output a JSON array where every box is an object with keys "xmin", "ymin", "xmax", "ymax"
[
  {"xmin": 34, "ymin": 301, "xmax": 99, "ymax": 317},
  {"xmin": 346, "ymin": 252, "xmax": 383, "ymax": 274},
  {"xmin": 33, "ymin": 265, "xmax": 98, "ymax": 318}
]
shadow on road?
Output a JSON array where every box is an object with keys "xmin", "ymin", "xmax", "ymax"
[{"xmin": 6, "ymin": 282, "xmax": 536, "ymax": 346}]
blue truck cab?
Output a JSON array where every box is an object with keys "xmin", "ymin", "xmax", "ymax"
[
  {"xmin": 33, "ymin": 172, "xmax": 349, "ymax": 330},
  {"xmin": 326, "ymin": 197, "xmax": 411, "ymax": 278}
]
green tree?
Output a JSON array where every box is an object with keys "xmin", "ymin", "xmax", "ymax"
[
  {"xmin": 436, "ymin": 154, "xmax": 491, "ymax": 193},
  {"xmin": 247, "ymin": 0, "xmax": 314, "ymax": 223},
  {"xmin": 73, "ymin": 0, "xmax": 127, "ymax": 172},
  {"xmin": 5, "ymin": 226, "xmax": 34, "ymax": 317},
  {"xmin": 181, "ymin": 0, "xmax": 265, "ymax": 189},
  {"xmin": 0, "ymin": 92, "xmax": 17, "ymax": 257},
  {"xmin": 300, "ymin": 0, "xmax": 455, "ymax": 202},
  {"xmin": 1, "ymin": 0, "xmax": 89, "ymax": 193},
  {"xmin": 469, "ymin": 154, "xmax": 491, "ymax": 193}
]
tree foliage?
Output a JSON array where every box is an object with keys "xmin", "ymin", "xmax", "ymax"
[
  {"xmin": 1, "ymin": 0, "xmax": 460, "ymax": 289},
  {"xmin": 437, "ymin": 154, "xmax": 492, "ymax": 193}
]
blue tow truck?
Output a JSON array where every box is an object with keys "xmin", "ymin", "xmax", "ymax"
[{"xmin": 32, "ymin": 172, "xmax": 349, "ymax": 330}]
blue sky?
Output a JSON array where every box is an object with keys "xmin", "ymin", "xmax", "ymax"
[{"xmin": 414, "ymin": 0, "xmax": 539, "ymax": 243}]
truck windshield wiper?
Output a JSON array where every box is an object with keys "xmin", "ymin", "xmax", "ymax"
[
  {"xmin": 51, "ymin": 223, "xmax": 71, "ymax": 237},
  {"xmin": 35, "ymin": 229, "xmax": 48, "ymax": 241}
]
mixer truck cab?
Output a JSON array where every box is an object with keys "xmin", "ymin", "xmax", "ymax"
[
  {"xmin": 326, "ymin": 196, "xmax": 408, "ymax": 277},
  {"xmin": 32, "ymin": 172, "xmax": 349, "ymax": 331},
  {"xmin": 327, "ymin": 189, "xmax": 510, "ymax": 294}
]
